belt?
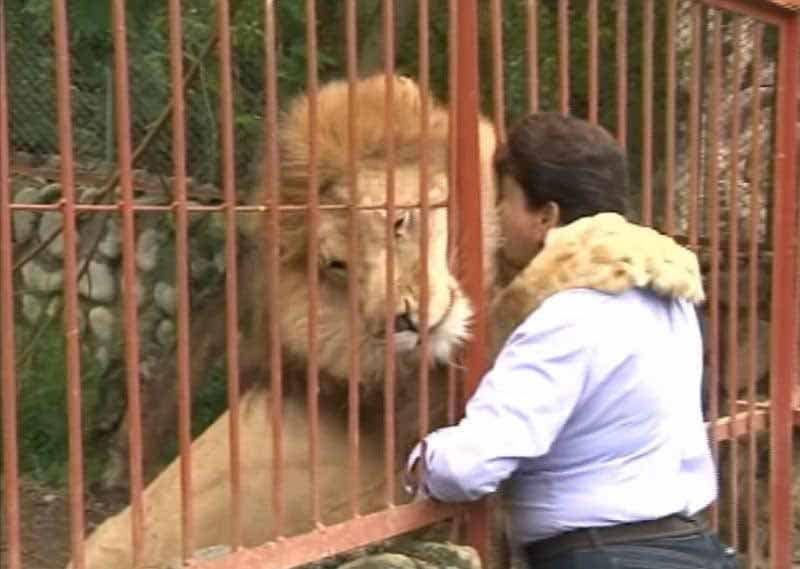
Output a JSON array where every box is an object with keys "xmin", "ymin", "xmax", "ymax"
[{"xmin": 524, "ymin": 514, "xmax": 704, "ymax": 562}]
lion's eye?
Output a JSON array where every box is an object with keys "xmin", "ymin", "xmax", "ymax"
[{"xmin": 327, "ymin": 259, "xmax": 348, "ymax": 272}]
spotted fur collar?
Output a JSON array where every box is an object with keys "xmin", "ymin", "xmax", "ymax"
[{"xmin": 491, "ymin": 213, "xmax": 705, "ymax": 347}]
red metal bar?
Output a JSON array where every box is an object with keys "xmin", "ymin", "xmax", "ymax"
[
  {"xmin": 698, "ymin": 0, "xmax": 788, "ymax": 25},
  {"xmin": 167, "ymin": 0, "xmax": 194, "ymax": 556},
  {"xmin": 382, "ymin": 0, "xmax": 398, "ymax": 508},
  {"xmin": 795, "ymin": 128, "xmax": 800, "ymax": 410},
  {"xmin": 446, "ymin": 365, "xmax": 459, "ymax": 429},
  {"xmin": 641, "ymin": 0, "xmax": 654, "ymax": 226},
  {"xmin": 448, "ymin": 0, "xmax": 458, "ymax": 161},
  {"xmin": 725, "ymin": 16, "xmax": 744, "ymax": 552},
  {"xmin": 710, "ymin": 411, "xmax": 768, "ymax": 441},
  {"xmin": 111, "ymin": 1, "xmax": 146, "ymax": 561},
  {"xmin": 216, "ymin": 0, "xmax": 243, "ymax": 547},
  {"xmin": 263, "ymin": 0, "xmax": 285, "ymax": 539},
  {"xmin": 557, "ymin": 0, "xmax": 569, "ymax": 115},
  {"xmin": 587, "ymin": 0, "xmax": 599, "ymax": 124},
  {"xmin": 769, "ymin": 14, "xmax": 799, "ymax": 569},
  {"xmin": 706, "ymin": 10, "xmax": 723, "ymax": 531},
  {"xmin": 0, "ymin": 3, "xmax": 22, "ymax": 568},
  {"xmin": 345, "ymin": 0, "xmax": 361, "ymax": 518},
  {"xmin": 490, "ymin": 0, "xmax": 505, "ymax": 140},
  {"xmin": 664, "ymin": 0, "xmax": 677, "ymax": 236},
  {"xmin": 526, "ymin": 0, "xmax": 539, "ymax": 113},
  {"xmin": 746, "ymin": 26, "xmax": 763, "ymax": 569},
  {"xmin": 7, "ymin": 202, "xmax": 448, "ymax": 214},
  {"xmin": 615, "ymin": 0, "xmax": 627, "ymax": 147},
  {"xmin": 418, "ymin": 0, "xmax": 431, "ymax": 441},
  {"xmin": 52, "ymin": 2, "xmax": 87, "ymax": 567},
  {"xmin": 688, "ymin": 4, "xmax": 702, "ymax": 249},
  {"xmin": 196, "ymin": 500, "xmax": 465, "ymax": 569},
  {"xmin": 447, "ymin": 0, "xmax": 460, "ymax": 428},
  {"xmin": 304, "ymin": 0, "xmax": 322, "ymax": 528},
  {"xmin": 456, "ymin": 0, "xmax": 490, "ymax": 562}
]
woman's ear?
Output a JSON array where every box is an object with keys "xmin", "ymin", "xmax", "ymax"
[{"xmin": 541, "ymin": 201, "xmax": 561, "ymax": 230}]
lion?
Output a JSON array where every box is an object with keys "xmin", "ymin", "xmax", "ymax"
[
  {"xmin": 73, "ymin": 74, "xmax": 499, "ymax": 569},
  {"xmin": 72, "ymin": 74, "xmax": 705, "ymax": 569}
]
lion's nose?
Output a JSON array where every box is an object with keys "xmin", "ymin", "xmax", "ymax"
[{"xmin": 394, "ymin": 312, "xmax": 418, "ymax": 333}]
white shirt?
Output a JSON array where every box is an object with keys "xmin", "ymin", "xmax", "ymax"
[{"xmin": 406, "ymin": 287, "xmax": 717, "ymax": 555}]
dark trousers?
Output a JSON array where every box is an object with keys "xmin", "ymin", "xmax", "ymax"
[{"xmin": 526, "ymin": 531, "xmax": 740, "ymax": 569}]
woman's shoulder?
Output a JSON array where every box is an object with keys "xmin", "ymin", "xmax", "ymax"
[
  {"xmin": 537, "ymin": 286, "xmax": 621, "ymax": 313},
  {"xmin": 533, "ymin": 287, "xmax": 694, "ymax": 331}
]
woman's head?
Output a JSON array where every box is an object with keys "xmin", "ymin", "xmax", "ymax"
[{"xmin": 494, "ymin": 112, "xmax": 629, "ymax": 270}]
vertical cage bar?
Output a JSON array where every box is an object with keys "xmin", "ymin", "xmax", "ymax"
[
  {"xmin": 112, "ymin": 0, "xmax": 145, "ymax": 567},
  {"xmin": 382, "ymin": 0, "xmax": 397, "ymax": 508},
  {"xmin": 526, "ymin": 0, "xmax": 539, "ymax": 113},
  {"xmin": 456, "ymin": 0, "xmax": 490, "ymax": 561},
  {"xmin": 664, "ymin": 0, "xmax": 677, "ymax": 236},
  {"xmin": 746, "ymin": 27, "xmax": 763, "ymax": 569},
  {"xmin": 641, "ymin": 0, "xmax": 654, "ymax": 226},
  {"xmin": 167, "ymin": 0, "xmax": 194, "ymax": 557},
  {"xmin": 0, "ymin": 2, "xmax": 21, "ymax": 567},
  {"xmin": 726, "ymin": 15, "xmax": 744, "ymax": 552},
  {"xmin": 587, "ymin": 0, "xmax": 599, "ymax": 124},
  {"xmin": 769, "ymin": 15, "xmax": 799, "ymax": 569},
  {"xmin": 110, "ymin": 1, "xmax": 146, "ymax": 562},
  {"xmin": 418, "ymin": 0, "xmax": 431, "ymax": 441},
  {"xmin": 52, "ymin": 2, "xmax": 87, "ymax": 566},
  {"xmin": 688, "ymin": 4, "xmax": 703, "ymax": 249},
  {"xmin": 706, "ymin": 10, "xmax": 723, "ymax": 531},
  {"xmin": 216, "ymin": 0, "xmax": 243, "ymax": 547},
  {"xmin": 304, "ymin": 0, "xmax": 322, "ymax": 526},
  {"xmin": 447, "ymin": 0, "xmax": 459, "ymax": 428},
  {"xmin": 615, "ymin": 0, "xmax": 627, "ymax": 147},
  {"xmin": 557, "ymin": 0, "xmax": 569, "ymax": 115},
  {"xmin": 263, "ymin": 0, "xmax": 285, "ymax": 538},
  {"xmin": 490, "ymin": 0, "xmax": 505, "ymax": 140},
  {"xmin": 345, "ymin": 0, "xmax": 361, "ymax": 518}
]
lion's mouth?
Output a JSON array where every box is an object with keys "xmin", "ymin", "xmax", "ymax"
[
  {"xmin": 428, "ymin": 286, "xmax": 457, "ymax": 335},
  {"xmin": 391, "ymin": 286, "xmax": 464, "ymax": 357}
]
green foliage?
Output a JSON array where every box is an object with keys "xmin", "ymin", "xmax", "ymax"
[
  {"xmin": 154, "ymin": 361, "xmax": 230, "ymax": 467},
  {"xmin": 12, "ymin": 320, "xmax": 105, "ymax": 485}
]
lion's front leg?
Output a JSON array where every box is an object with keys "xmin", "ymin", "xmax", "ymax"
[
  {"xmin": 74, "ymin": 387, "xmax": 394, "ymax": 569},
  {"xmin": 74, "ymin": 389, "xmax": 274, "ymax": 569}
]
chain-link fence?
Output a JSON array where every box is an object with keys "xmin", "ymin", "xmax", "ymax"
[
  {"xmin": 6, "ymin": 2, "xmax": 267, "ymax": 191},
  {"xmin": 5, "ymin": 1, "xmax": 729, "ymax": 217}
]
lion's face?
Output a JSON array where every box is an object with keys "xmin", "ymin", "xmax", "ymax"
[
  {"xmin": 268, "ymin": 74, "xmax": 498, "ymax": 385},
  {"xmin": 278, "ymin": 165, "xmax": 472, "ymax": 383}
]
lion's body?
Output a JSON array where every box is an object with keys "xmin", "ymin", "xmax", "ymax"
[
  {"xmin": 75, "ymin": 75, "xmax": 499, "ymax": 569},
  {"xmin": 80, "ymin": 390, "xmax": 393, "ymax": 568},
  {"xmin": 74, "ymin": 75, "xmax": 704, "ymax": 569}
]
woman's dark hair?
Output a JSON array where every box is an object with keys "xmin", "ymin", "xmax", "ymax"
[{"xmin": 494, "ymin": 112, "xmax": 629, "ymax": 224}]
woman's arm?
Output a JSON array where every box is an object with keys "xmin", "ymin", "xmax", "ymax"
[{"xmin": 407, "ymin": 309, "xmax": 593, "ymax": 502}]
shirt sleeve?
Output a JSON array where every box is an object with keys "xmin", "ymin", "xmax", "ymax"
[{"xmin": 410, "ymin": 310, "xmax": 593, "ymax": 503}]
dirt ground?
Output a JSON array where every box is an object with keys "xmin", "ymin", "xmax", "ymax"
[{"xmin": 0, "ymin": 478, "xmax": 127, "ymax": 569}]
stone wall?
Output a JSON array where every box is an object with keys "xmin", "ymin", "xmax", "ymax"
[
  {"xmin": 10, "ymin": 160, "xmax": 236, "ymax": 485},
  {"xmin": 13, "ymin": 168, "xmax": 227, "ymax": 359},
  {"xmin": 188, "ymin": 538, "xmax": 482, "ymax": 569}
]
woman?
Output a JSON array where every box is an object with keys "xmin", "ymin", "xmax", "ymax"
[{"xmin": 405, "ymin": 112, "xmax": 738, "ymax": 568}]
